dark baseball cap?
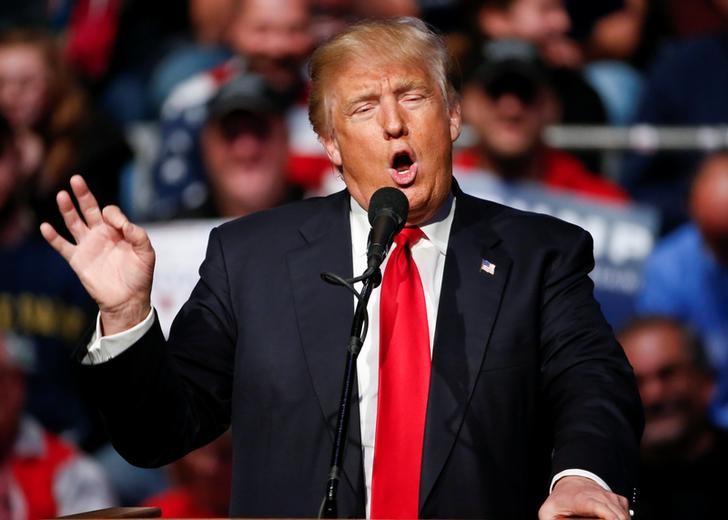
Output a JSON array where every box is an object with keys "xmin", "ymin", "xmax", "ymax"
[
  {"xmin": 466, "ymin": 39, "xmax": 549, "ymax": 102},
  {"xmin": 207, "ymin": 73, "xmax": 293, "ymax": 120}
]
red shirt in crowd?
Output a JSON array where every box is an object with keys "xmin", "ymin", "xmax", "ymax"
[{"xmin": 454, "ymin": 147, "xmax": 629, "ymax": 204}]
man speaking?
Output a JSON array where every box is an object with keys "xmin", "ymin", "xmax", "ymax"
[{"xmin": 40, "ymin": 18, "xmax": 642, "ymax": 520}]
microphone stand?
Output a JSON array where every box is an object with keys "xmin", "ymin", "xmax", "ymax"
[{"xmin": 319, "ymin": 268, "xmax": 381, "ymax": 519}]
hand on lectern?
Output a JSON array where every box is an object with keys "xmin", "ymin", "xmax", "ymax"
[
  {"xmin": 40, "ymin": 175, "xmax": 155, "ymax": 335},
  {"xmin": 539, "ymin": 476, "xmax": 630, "ymax": 520}
]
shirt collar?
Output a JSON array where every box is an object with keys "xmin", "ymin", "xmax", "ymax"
[{"xmin": 350, "ymin": 192, "xmax": 455, "ymax": 257}]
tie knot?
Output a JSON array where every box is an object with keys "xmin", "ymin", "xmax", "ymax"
[{"xmin": 394, "ymin": 227, "xmax": 425, "ymax": 248}]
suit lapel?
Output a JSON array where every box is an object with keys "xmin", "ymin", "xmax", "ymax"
[
  {"xmin": 420, "ymin": 193, "xmax": 513, "ymax": 511},
  {"xmin": 286, "ymin": 191, "xmax": 365, "ymax": 507}
]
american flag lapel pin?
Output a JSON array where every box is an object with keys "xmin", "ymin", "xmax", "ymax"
[{"xmin": 480, "ymin": 258, "xmax": 496, "ymax": 276}]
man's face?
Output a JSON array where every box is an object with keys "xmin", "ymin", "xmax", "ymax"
[
  {"xmin": 621, "ymin": 325, "xmax": 714, "ymax": 451},
  {"xmin": 321, "ymin": 59, "xmax": 461, "ymax": 225},
  {"xmin": 462, "ymin": 80, "xmax": 552, "ymax": 166},
  {"xmin": 227, "ymin": 0, "xmax": 313, "ymax": 91},
  {"xmin": 202, "ymin": 110, "xmax": 288, "ymax": 216}
]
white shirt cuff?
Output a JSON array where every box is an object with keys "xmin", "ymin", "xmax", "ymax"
[
  {"xmin": 550, "ymin": 469, "xmax": 611, "ymax": 494},
  {"xmin": 81, "ymin": 308, "xmax": 155, "ymax": 365}
]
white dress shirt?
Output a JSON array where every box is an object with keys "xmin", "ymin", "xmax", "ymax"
[{"xmin": 84, "ymin": 194, "xmax": 609, "ymax": 516}]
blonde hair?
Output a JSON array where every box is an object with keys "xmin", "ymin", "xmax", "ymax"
[{"xmin": 308, "ymin": 17, "xmax": 456, "ymax": 138}]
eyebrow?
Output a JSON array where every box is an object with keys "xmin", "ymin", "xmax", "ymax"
[{"xmin": 341, "ymin": 78, "xmax": 432, "ymax": 113}]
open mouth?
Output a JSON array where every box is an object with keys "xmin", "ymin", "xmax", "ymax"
[
  {"xmin": 392, "ymin": 151, "xmax": 414, "ymax": 171},
  {"xmin": 388, "ymin": 150, "xmax": 418, "ymax": 186}
]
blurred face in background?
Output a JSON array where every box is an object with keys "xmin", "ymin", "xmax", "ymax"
[
  {"xmin": 620, "ymin": 323, "xmax": 714, "ymax": 453},
  {"xmin": 227, "ymin": 0, "xmax": 313, "ymax": 91},
  {"xmin": 462, "ymin": 77, "xmax": 556, "ymax": 167},
  {"xmin": 478, "ymin": 0, "xmax": 570, "ymax": 49},
  {"xmin": 201, "ymin": 109, "xmax": 289, "ymax": 216},
  {"xmin": 691, "ymin": 154, "xmax": 728, "ymax": 266},
  {"xmin": 171, "ymin": 432, "xmax": 233, "ymax": 516},
  {"xmin": 0, "ymin": 43, "xmax": 49, "ymax": 130}
]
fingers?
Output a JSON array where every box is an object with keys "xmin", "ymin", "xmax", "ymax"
[
  {"xmin": 56, "ymin": 190, "xmax": 87, "ymax": 242},
  {"xmin": 70, "ymin": 175, "xmax": 103, "ymax": 227},
  {"xmin": 102, "ymin": 205, "xmax": 151, "ymax": 253},
  {"xmin": 585, "ymin": 496, "xmax": 628, "ymax": 520},
  {"xmin": 540, "ymin": 482, "xmax": 630, "ymax": 520},
  {"xmin": 39, "ymin": 222, "xmax": 74, "ymax": 261}
]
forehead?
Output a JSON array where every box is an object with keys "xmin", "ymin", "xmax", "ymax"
[
  {"xmin": 0, "ymin": 44, "xmax": 45, "ymax": 69},
  {"xmin": 238, "ymin": 0, "xmax": 309, "ymax": 24},
  {"xmin": 622, "ymin": 325, "xmax": 688, "ymax": 372},
  {"xmin": 328, "ymin": 59, "xmax": 435, "ymax": 102}
]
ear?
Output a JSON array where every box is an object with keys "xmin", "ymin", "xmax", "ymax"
[
  {"xmin": 449, "ymin": 98, "xmax": 462, "ymax": 143},
  {"xmin": 320, "ymin": 132, "xmax": 343, "ymax": 169}
]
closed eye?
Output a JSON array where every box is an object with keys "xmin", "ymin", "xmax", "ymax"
[
  {"xmin": 401, "ymin": 94, "xmax": 425, "ymax": 103},
  {"xmin": 352, "ymin": 103, "xmax": 375, "ymax": 115}
]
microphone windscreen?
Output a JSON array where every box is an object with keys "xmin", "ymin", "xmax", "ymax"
[{"xmin": 367, "ymin": 187, "xmax": 409, "ymax": 228}]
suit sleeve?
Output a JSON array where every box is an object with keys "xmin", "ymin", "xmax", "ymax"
[
  {"xmin": 75, "ymin": 227, "xmax": 236, "ymax": 467},
  {"xmin": 539, "ymin": 228, "xmax": 644, "ymax": 498}
]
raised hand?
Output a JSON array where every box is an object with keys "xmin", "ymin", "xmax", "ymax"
[{"xmin": 40, "ymin": 175, "xmax": 156, "ymax": 335}]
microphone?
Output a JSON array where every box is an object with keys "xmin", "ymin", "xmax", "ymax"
[{"xmin": 367, "ymin": 187, "xmax": 409, "ymax": 271}]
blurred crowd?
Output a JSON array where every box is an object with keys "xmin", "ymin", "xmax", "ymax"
[{"xmin": 0, "ymin": 0, "xmax": 727, "ymax": 518}]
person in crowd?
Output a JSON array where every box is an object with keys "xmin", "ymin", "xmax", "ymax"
[
  {"xmin": 0, "ymin": 113, "xmax": 102, "ymax": 450},
  {"xmin": 150, "ymin": 0, "xmax": 315, "ymax": 219},
  {"xmin": 619, "ymin": 316, "xmax": 728, "ymax": 519},
  {"xmin": 458, "ymin": 39, "xmax": 628, "ymax": 203},
  {"xmin": 143, "ymin": 431, "xmax": 233, "ymax": 518},
  {"xmin": 621, "ymin": 0, "xmax": 728, "ymax": 232},
  {"xmin": 41, "ymin": 18, "xmax": 641, "ymax": 519},
  {"xmin": 177, "ymin": 73, "xmax": 302, "ymax": 219},
  {"xmin": 563, "ymin": 0, "xmax": 647, "ymax": 125},
  {"xmin": 467, "ymin": 0, "xmax": 607, "ymax": 129},
  {"xmin": 636, "ymin": 152, "xmax": 728, "ymax": 425},
  {"xmin": 0, "ymin": 332, "xmax": 116, "ymax": 519},
  {"xmin": 0, "ymin": 28, "xmax": 130, "ymax": 237},
  {"xmin": 148, "ymin": 0, "xmax": 239, "ymax": 113}
]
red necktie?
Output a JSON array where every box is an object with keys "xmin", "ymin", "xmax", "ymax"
[{"xmin": 371, "ymin": 227, "xmax": 431, "ymax": 519}]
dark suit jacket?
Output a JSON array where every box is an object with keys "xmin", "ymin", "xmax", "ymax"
[{"xmin": 78, "ymin": 187, "xmax": 643, "ymax": 519}]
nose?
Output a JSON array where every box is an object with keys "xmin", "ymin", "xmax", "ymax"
[
  {"xmin": 496, "ymin": 93, "xmax": 529, "ymax": 116},
  {"xmin": 379, "ymin": 95, "xmax": 407, "ymax": 139},
  {"xmin": 639, "ymin": 375, "xmax": 665, "ymax": 409}
]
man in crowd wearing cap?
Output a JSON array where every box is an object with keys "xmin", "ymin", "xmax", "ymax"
[
  {"xmin": 174, "ymin": 73, "xmax": 302, "ymax": 219},
  {"xmin": 0, "ymin": 332, "xmax": 116, "ymax": 518},
  {"xmin": 619, "ymin": 316, "xmax": 728, "ymax": 519},
  {"xmin": 150, "ymin": 0, "xmax": 314, "ymax": 220},
  {"xmin": 636, "ymin": 152, "xmax": 728, "ymax": 426},
  {"xmin": 458, "ymin": 39, "xmax": 627, "ymax": 203},
  {"xmin": 41, "ymin": 18, "xmax": 640, "ymax": 519},
  {"xmin": 469, "ymin": 0, "xmax": 606, "ymax": 125}
]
